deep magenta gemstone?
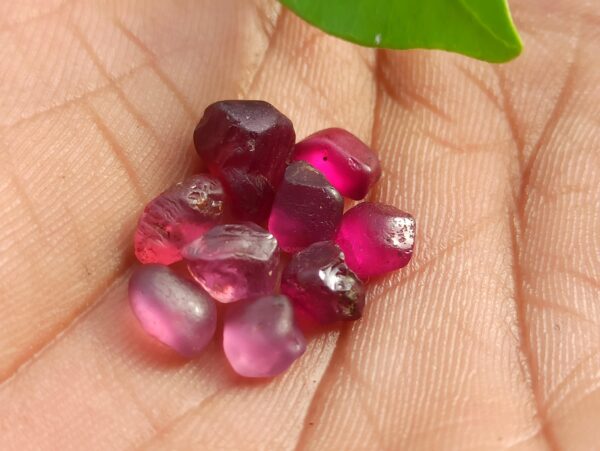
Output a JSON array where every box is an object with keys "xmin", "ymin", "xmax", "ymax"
[
  {"xmin": 293, "ymin": 128, "xmax": 381, "ymax": 200},
  {"xmin": 182, "ymin": 223, "xmax": 280, "ymax": 303},
  {"xmin": 128, "ymin": 265, "xmax": 217, "ymax": 357},
  {"xmin": 268, "ymin": 161, "xmax": 343, "ymax": 252},
  {"xmin": 281, "ymin": 241, "xmax": 365, "ymax": 324},
  {"xmin": 223, "ymin": 295, "xmax": 306, "ymax": 377},
  {"xmin": 336, "ymin": 202, "xmax": 415, "ymax": 279},
  {"xmin": 193, "ymin": 100, "xmax": 295, "ymax": 221},
  {"xmin": 134, "ymin": 175, "xmax": 226, "ymax": 265}
]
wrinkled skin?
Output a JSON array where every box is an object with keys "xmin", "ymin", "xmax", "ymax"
[{"xmin": 0, "ymin": 0, "xmax": 599, "ymax": 449}]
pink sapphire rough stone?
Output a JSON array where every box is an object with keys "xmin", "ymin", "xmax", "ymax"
[
  {"xmin": 281, "ymin": 241, "xmax": 365, "ymax": 324},
  {"xmin": 223, "ymin": 295, "xmax": 306, "ymax": 377},
  {"xmin": 128, "ymin": 265, "xmax": 217, "ymax": 357},
  {"xmin": 268, "ymin": 161, "xmax": 343, "ymax": 252},
  {"xmin": 183, "ymin": 223, "xmax": 280, "ymax": 303},
  {"xmin": 336, "ymin": 202, "xmax": 415, "ymax": 279},
  {"xmin": 134, "ymin": 175, "xmax": 226, "ymax": 265},
  {"xmin": 293, "ymin": 128, "xmax": 381, "ymax": 200},
  {"xmin": 193, "ymin": 100, "xmax": 295, "ymax": 221}
]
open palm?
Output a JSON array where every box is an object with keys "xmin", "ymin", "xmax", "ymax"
[{"xmin": 1, "ymin": 0, "xmax": 599, "ymax": 449}]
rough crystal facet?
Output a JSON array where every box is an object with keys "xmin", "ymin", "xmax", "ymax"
[
  {"xmin": 134, "ymin": 175, "xmax": 226, "ymax": 265},
  {"xmin": 281, "ymin": 241, "xmax": 365, "ymax": 324},
  {"xmin": 293, "ymin": 128, "xmax": 381, "ymax": 200},
  {"xmin": 336, "ymin": 202, "xmax": 415, "ymax": 279},
  {"xmin": 183, "ymin": 223, "xmax": 280, "ymax": 303},
  {"xmin": 223, "ymin": 295, "xmax": 306, "ymax": 377},
  {"xmin": 268, "ymin": 161, "xmax": 343, "ymax": 252},
  {"xmin": 128, "ymin": 264, "xmax": 217, "ymax": 357}
]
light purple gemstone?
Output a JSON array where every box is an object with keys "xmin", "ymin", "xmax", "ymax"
[
  {"xmin": 182, "ymin": 223, "xmax": 280, "ymax": 303},
  {"xmin": 128, "ymin": 264, "xmax": 217, "ymax": 357},
  {"xmin": 223, "ymin": 295, "xmax": 306, "ymax": 377}
]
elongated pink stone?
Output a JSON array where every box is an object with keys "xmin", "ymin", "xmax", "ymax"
[
  {"xmin": 336, "ymin": 202, "xmax": 415, "ymax": 279},
  {"xmin": 134, "ymin": 175, "xmax": 226, "ymax": 265},
  {"xmin": 268, "ymin": 161, "xmax": 343, "ymax": 252},
  {"xmin": 293, "ymin": 128, "xmax": 381, "ymax": 200},
  {"xmin": 223, "ymin": 295, "xmax": 306, "ymax": 377},
  {"xmin": 183, "ymin": 223, "xmax": 280, "ymax": 303},
  {"xmin": 282, "ymin": 241, "xmax": 365, "ymax": 324},
  {"xmin": 128, "ymin": 265, "xmax": 217, "ymax": 357}
]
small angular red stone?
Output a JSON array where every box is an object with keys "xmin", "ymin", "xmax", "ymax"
[
  {"xmin": 268, "ymin": 161, "xmax": 343, "ymax": 252},
  {"xmin": 134, "ymin": 175, "xmax": 226, "ymax": 265},
  {"xmin": 336, "ymin": 202, "xmax": 415, "ymax": 279},
  {"xmin": 281, "ymin": 241, "xmax": 365, "ymax": 324},
  {"xmin": 193, "ymin": 100, "xmax": 295, "ymax": 221},
  {"xmin": 293, "ymin": 128, "xmax": 381, "ymax": 200}
]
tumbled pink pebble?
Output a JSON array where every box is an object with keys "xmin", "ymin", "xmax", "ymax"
[
  {"xmin": 223, "ymin": 295, "xmax": 306, "ymax": 377},
  {"xmin": 282, "ymin": 241, "xmax": 365, "ymax": 324},
  {"xmin": 336, "ymin": 202, "xmax": 415, "ymax": 279},
  {"xmin": 293, "ymin": 128, "xmax": 381, "ymax": 200},
  {"xmin": 182, "ymin": 223, "xmax": 280, "ymax": 303},
  {"xmin": 128, "ymin": 265, "xmax": 217, "ymax": 357},
  {"xmin": 134, "ymin": 175, "xmax": 226, "ymax": 265},
  {"xmin": 268, "ymin": 161, "xmax": 343, "ymax": 252}
]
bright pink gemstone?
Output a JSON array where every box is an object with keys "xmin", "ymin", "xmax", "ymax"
[
  {"xmin": 336, "ymin": 202, "xmax": 415, "ymax": 279},
  {"xmin": 183, "ymin": 223, "xmax": 280, "ymax": 303},
  {"xmin": 268, "ymin": 161, "xmax": 343, "ymax": 252},
  {"xmin": 223, "ymin": 295, "xmax": 306, "ymax": 377},
  {"xmin": 293, "ymin": 128, "xmax": 381, "ymax": 200},
  {"xmin": 134, "ymin": 175, "xmax": 226, "ymax": 265},
  {"xmin": 128, "ymin": 265, "xmax": 217, "ymax": 357},
  {"xmin": 193, "ymin": 100, "xmax": 295, "ymax": 221},
  {"xmin": 282, "ymin": 241, "xmax": 365, "ymax": 324}
]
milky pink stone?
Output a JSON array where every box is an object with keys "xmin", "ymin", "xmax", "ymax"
[
  {"xmin": 128, "ymin": 265, "xmax": 217, "ymax": 357},
  {"xmin": 336, "ymin": 202, "xmax": 415, "ymax": 279},
  {"xmin": 223, "ymin": 295, "xmax": 306, "ymax": 377},
  {"xmin": 182, "ymin": 223, "xmax": 280, "ymax": 303},
  {"xmin": 293, "ymin": 128, "xmax": 381, "ymax": 200},
  {"xmin": 282, "ymin": 241, "xmax": 365, "ymax": 324},
  {"xmin": 268, "ymin": 161, "xmax": 343, "ymax": 252},
  {"xmin": 134, "ymin": 175, "xmax": 226, "ymax": 265}
]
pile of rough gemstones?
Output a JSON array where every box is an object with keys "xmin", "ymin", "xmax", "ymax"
[{"xmin": 128, "ymin": 100, "xmax": 415, "ymax": 378}]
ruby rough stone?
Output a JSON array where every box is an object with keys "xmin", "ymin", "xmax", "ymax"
[
  {"xmin": 128, "ymin": 264, "xmax": 217, "ymax": 357},
  {"xmin": 183, "ymin": 223, "xmax": 280, "ymax": 303},
  {"xmin": 293, "ymin": 128, "xmax": 381, "ymax": 200},
  {"xmin": 336, "ymin": 202, "xmax": 415, "ymax": 279},
  {"xmin": 134, "ymin": 175, "xmax": 226, "ymax": 265},
  {"xmin": 193, "ymin": 100, "xmax": 295, "ymax": 222},
  {"xmin": 281, "ymin": 241, "xmax": 365, "ymax": 324},
  {"xmin": 223, "ymin": 295, "xmax": 306, "ymax": 377},
  {"xmin": 268, "ymin": 161, "xmax": 343, "ymax": 252}
]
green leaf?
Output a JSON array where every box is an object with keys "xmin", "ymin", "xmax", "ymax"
[{"xmin": 278, "ymin": 0, "xmax": 523, "ymax": 63}]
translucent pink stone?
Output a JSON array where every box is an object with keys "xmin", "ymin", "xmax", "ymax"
[
  {"xmin": 193, "ymin": 100, "xmax": 295, "ymax": 221},
  {"xmin": 281, "ymin": 241, "xmax": 365, "ymax": 324},
  {"xmin": 223, "ymin": 295, "xmax": 306, "ymax": 377},
  {"xmin": 293, "ymin": 128, "xmax": 381, "ymax": 200},
  {"xmin": 336, "ymin": 202, "xmax": 415, "ymax": 279},
  {"xmin": 128, "ymin": 265, "xmax": 217, "ymax": 357},
  {"xmin": 182, "ymin": 223, "xmax": 280, "ymax": 303},
  {"xmin": 268, "ymin": 161, "xmax": 343, "ymax": 252},
  {"xmin": 134, "ymin": 175, "xmax": 226, "ymax": 265}
]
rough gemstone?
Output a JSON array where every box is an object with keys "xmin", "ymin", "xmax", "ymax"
[
  {"xmin": 223, "ymin": 295, "xmax": 306, "ymax": 377},
  {"xmin": 134, "ymin": 175, "xmax": 226, "ymax": 265},
  {"xmin": 193, "ymin": 100, "xmax": 296, "ymax": 221},
  {"xmin": 268, "ymin": 161, "xmax": 343, "ymax": 252},
  {"xmin": 293, "ymin": 128, "xmax": 381, "ymax": 200},
  {"xmin": 281, "ymin": 241, "xmax": 365, "ymax": 324},
  {"xmin": 183, "ymin": 223, "xmax": 280, "ymax": 303},
  {"xmin": 336, "ymin": 202, "xmax": 415, "ymax": 279},
  {"xmin": 128, "ymin": 264, "xmax": 217, "ymax": 357}
]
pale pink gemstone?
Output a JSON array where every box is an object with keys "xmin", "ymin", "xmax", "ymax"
[{"xmin": 128, "ymin": 265, "xmax": 217, "ymax": 357}]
